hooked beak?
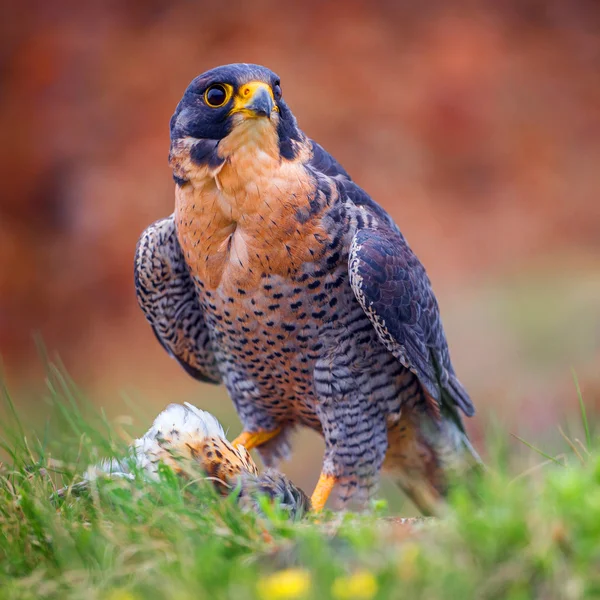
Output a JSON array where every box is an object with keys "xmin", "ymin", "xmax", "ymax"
[
  {"xmin": 231, "ymin": 83, "xmax": 276, "ymax": 119},
  {"xmin": 246, "ymin": 87, "xmax": 274, "ymax": 118}
]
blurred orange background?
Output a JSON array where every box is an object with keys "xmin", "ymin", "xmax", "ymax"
[{"xmin": 1, "ymin": 1, "xmax": 599, "ymax": 497}]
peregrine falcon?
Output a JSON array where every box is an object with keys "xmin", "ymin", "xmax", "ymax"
[{"xmin": 135, "ymin": 63, "xmax": 479, "ymax": 514}]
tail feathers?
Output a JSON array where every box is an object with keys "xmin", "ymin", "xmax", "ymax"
[
  {"xmin": 416, "ymin": 408, "xmax": 483, "ymax": 495},
  {"xmin": 445, "ymin": 374, "xmax": 475, "ymax": 418},
  {"xmin": 416, "ymin": 427, "xmax": 483, "ymax": 515},
  {"xmin": 434, "ymin": 415, "xmax": 483, "ymax": 475},
  {"xmin": 460, "ymin": 432, "xmax": 484, "ymax": 469}
]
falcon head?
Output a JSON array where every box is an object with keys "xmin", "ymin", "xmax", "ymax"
[{"xmin": 170, "ymin": 63, "xmax": 307, "ymax": 178}]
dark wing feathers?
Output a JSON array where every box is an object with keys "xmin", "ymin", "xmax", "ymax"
[
  {"xmin": 349, "ymin": 226, "xmax": 475, "ymax": 418},
  {"xmin": 309, "ymin": 140, "xmax": 351, "ymax": 180},
  {"xmin": 134, "ymin": 216, "xmax": 221, "ymax": 384}
]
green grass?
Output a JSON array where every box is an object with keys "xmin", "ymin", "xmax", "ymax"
[{"xmin": 1, "ymin": 366, "xmax": 599, "ymax": 600}]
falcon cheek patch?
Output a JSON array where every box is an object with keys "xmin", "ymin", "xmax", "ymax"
[
  {"xmin": 189, "ymin": 139, "xmax": 225, "ymax": 170},
  {"xmin": 277, "ymin": 101, "xmax": 305, "ymax": 160}
]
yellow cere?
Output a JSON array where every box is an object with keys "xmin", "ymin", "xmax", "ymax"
[
  {"xmin": 231, "ymin": 81, "xmax": 279, "ymax": 115},
  {"xmin": 331, "ymin": 570, "xmax": 379, "ymax": 600},
  {"xmin": 257, "ymin": 568, "xmax": 311, "ymax": 600}
]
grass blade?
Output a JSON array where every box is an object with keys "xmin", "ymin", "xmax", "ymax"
[
  {"xmin": 511, "ymin": 434, "xmax": 564, "ymax": 466},
  {"xmin": 558, "ymin": 426, "xmax": 585, "ymax": 465},
  {"xmin": 571, "ymin": 368, "xmax": 591, "ymax": 450}
]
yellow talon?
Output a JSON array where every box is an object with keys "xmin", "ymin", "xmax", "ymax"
[
  {"xmin": 310, "ymin": 472, "xmax": 337, "ymax": 512},
  {"xmin": 232, "ymin": 428, "xmax": 281, "ymax": 451}
]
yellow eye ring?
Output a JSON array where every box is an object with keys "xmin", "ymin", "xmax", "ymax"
[{"xmin": 204, "ymin": 83, "xmax": 232, "ymax": 108}]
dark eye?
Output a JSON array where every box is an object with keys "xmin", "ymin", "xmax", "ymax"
[
  {"xmin": 273, "ymin": 82, "xmax": 282, "ymax": 100},
  {"xmin": 204, "ymin": 84, "xmax": 228, "ymax": 107}
]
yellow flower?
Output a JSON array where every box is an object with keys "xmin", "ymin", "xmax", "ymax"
[
  {"xmin": 104, "ymin": 590, "xmax": 138, "ymax": 600},
  {"xmin": 331, "ymin": 570, "xmax": 378, "ymax": 599},
  {"xmin": 397, "ymin": 542, "xmax": 420, "ymax": 580},
  {"xmin": 257, "ymin": 568, "xmax": 311, "ymax": 600}
]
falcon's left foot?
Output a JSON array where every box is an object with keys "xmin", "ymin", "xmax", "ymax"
[{"xmin": 232, "ymin": 428, "xmax": 282, "ymax": 451}]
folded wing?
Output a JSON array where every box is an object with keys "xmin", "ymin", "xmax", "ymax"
[
  {"xmin": 134, "ymin": 216, "xmax": 221, "ymax": 384},
  {"xmin": 349, "ymin": 225, "xmax": 475, "ymax": 418}
]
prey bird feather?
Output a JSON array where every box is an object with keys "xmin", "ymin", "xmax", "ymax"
[
  {"xmin": 135, "ymin": 63, "xmax": 480, "ymax": 513},
  {"xmin": 57, "ymin": 403, "xmax": 310, "ymax": 520}
]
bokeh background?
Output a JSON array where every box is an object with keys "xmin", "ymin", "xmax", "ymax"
[{"xmin": 2, "ymin": 0, "xmax": 599, "ymax": 502}]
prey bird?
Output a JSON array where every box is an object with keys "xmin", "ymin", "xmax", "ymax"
[
  {"xmin": 57, "ymin": 403, "xmax": 311, "ymax": 519},
  {"xmin": 135, "ymin": 63, "xmax": 480, "ymax": 513}
]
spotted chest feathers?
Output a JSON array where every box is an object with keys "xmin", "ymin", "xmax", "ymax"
[{"xmin": 174, "ymin": 122, "xmax": 328, "ymax": 293}]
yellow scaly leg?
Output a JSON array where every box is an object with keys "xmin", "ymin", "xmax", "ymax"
[
  {"xmin": 232, "ymin": 428, "xmax": 282, "ymax": 451},
  {"xmin": 310, "ymin": 472, "xmax": 337, "ymax": 512}
]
